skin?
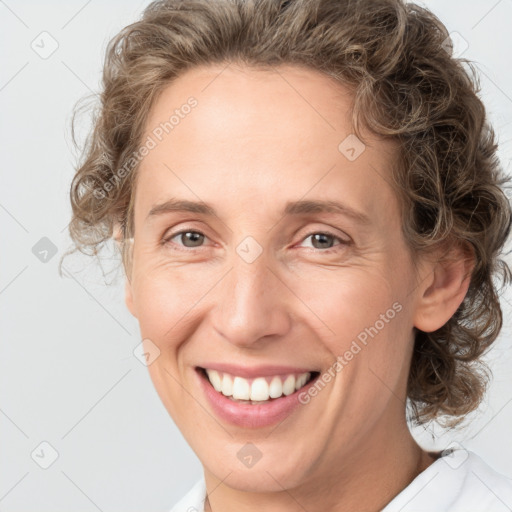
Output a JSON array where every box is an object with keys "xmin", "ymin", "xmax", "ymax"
[{"xmin": 122, "ymin": 63, "xmax": 473, "ymax": 511}]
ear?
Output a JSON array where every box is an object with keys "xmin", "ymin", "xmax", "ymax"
[
  {"xmin": 113, "ymin": 222, "xmax": 123, "ymax": 243},
  {"xmin": 413, "ymin": 242, "xmax": 474, "ymax": 333},
  {"xmin": 125, "ymin": 278, "xmax": 137, "ymax": 318},
  {"xmin": 113, "ymin": 221, "xmax": 138, "ymax": 318}
]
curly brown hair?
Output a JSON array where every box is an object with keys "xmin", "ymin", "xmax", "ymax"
[{"xmin": 64, "ymin": 0, "xmax": 512, "ymax": 427}]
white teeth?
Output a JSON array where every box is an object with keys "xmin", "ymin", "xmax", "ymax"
[
  {"xmin": 250, "ymin": 377, "xmax": 270, "ymax": 401},
  {"xmin": 232, "ymin": 376, "xmax": 251, "ymax": 400},
  {"xmin": 269, "ymin": 376, "xmax": 283, "ymax": 398},
  {"xmin": 282, "ymin": 375, "xmax": 296, "ymax": 396},
  {"xmin": 295, "ymin": 372, "xmax": 310, "ymax": 390},
  {"xmin": 205, "ymin": 369, "xmax": 222, "ymax": 392},
  {"xmin": 221, "ymin": 373, "xmax": 233, "ymax": 397},
  {"xmin": 205, "ymin": 370, "xmax": 312, "ymax": 402}
]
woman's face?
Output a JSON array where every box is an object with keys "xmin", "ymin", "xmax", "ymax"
[{"xmin": 125, "ymin": 64, "xmax": 424, "ymax": 491}]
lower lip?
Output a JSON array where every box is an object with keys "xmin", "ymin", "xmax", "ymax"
[{"xmin": 197, "ymin": 369, "xmax": 316, "ymax": 429}]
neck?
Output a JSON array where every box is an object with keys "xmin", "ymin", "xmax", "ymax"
[{"xmin": 203, "ymin": 413, "xmax": 437, "ymax": 512}]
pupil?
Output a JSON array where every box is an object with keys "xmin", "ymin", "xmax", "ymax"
[
  {"xmin": 312, "ymin": 233, "xmax": 333, "ymax": 249},
  {"xmin": 183, "ymin": 232, "xmax": 204, "ymax": 247}
]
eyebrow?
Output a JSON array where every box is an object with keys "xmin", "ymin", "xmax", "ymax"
[
  {"xmin": 146, "ymin": 198, "xmax": 371, "ymax": 224},
  {"xmin": 147, "ymin": 199, "xmax": 215, "ymax": 218},
  {"xmin": 283, "ymin": 199, "xmax": 370, "ymax": 224}
]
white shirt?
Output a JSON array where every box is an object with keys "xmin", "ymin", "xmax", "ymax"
[{"xmin": 170, "ymin": 449, "xmax": 512, "ymax": 512}]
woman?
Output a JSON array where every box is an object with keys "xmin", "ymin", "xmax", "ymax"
[{"xmin": 65, "ymin": 0, "xmax": 512, "ymax": 510}]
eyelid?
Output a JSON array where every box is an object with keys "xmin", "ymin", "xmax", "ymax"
[
  {"xmin": 161, "ymin": 219, "xmax": 211, "ymax": 239},
  {"xmin": 163, "ymin": 227, "xmax": 212, "ymax": 248},
  {"xmin": 161, "ymin": 225, "xmax": 352, "ymax": 251},
  {"xmin": 297, "ymin": 230, "xmax": 351, "ymax": 250},
  {"xmin": 297, "ymin": 222, "xmax": 352, "ymax": 242}
]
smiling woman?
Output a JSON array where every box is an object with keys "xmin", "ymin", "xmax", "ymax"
[{"xmin": 63, "ymin": 0, "xmax": 512, "ymax": 511}]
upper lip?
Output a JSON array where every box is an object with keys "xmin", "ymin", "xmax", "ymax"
[{"xmin": 197, "ymin": 363, "xmax": 317, "ymax": 379}]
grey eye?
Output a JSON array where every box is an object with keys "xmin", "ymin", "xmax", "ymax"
[
  {"xmin": 174, "ymin": 231, "xmax": 205, "ymax": 247},
  {"xmin": 309, "ymin": 233, "xmax": 336, "ymax": 249}
]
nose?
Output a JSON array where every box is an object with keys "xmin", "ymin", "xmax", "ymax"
[{"xmin": 211, "ymin": 248, "xmax": 292, "ymax": 348}]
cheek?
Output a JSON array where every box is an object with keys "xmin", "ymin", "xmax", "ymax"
[
  {"xmin": 293, "ymin": 268, "xmax": 412, "ymax": 386},
  {"xmin": 130, "ymin": 266, "xmax": 215, "ymax": 418},
  {"xmin": 293, "ymin": 269, "xmax": 396, "ymax": 342},
  {"xmin": 131, "ymin": 261, "xmax": 223, "ymax": 345}
]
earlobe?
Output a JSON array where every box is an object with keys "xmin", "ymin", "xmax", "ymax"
[
  {"xmin": 113, "ymin": 221, "xmax": 137, "ymax": 317},
  {"xmin": 113, "ymin": 221, "xmax": 124, "ymax": 242},
  {"xmin": 413, "ymin": 243, "xmax": 474, "ymax": 333},
  {"xmin": 125, "ymin": 278, "xmax": 137, "ymax": 318},
  {"xmin": 123, "ymin": 242, "xmax": 136, "ymax": 318}
]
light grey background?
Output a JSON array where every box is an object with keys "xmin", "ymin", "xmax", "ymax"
[{"xmin": 1, "ymin": 1, "xmax": 511, "ymax": 511}]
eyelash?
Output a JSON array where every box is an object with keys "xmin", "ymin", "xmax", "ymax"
[
  {"xmin": 162, "ymin": 229, "xmax": 350, "ymax": 253},
  {"xmin": 299, "ymin": 231, "xmax": 350, "ymax": 252}
]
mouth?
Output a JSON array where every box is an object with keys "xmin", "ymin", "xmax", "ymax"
[
  {"xmin": 195, "ymin": 364, "xmax": 321, "ymax": 428},
  {"xmin": 197, "ymin": 367, "xmax": 319, "ymax": 404}
]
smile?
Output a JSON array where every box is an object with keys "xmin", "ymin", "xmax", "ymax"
[
  {"xmin": 203, "ymin": 368, "xmax": 316, "ymax": 403},
  {"xmin": 196, "ymin": 366, "xmax": 320, "ymax": 428}
]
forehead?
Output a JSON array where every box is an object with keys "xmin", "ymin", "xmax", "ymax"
[
  {"xmin": 145, "ymin": 63, "xmax": 352, "ymax": 142},
  {"xmin": 134, "ymin": 63, "xmax": 399, "ymax": 225}
]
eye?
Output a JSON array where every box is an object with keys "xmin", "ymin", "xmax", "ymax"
[
  {"xmin": 299, "ymin": 232, "xmax": 348, "ymax": 250},
  {"xmin": 164, "ymin": 230, "xmax": 207, "ymax": 248}
]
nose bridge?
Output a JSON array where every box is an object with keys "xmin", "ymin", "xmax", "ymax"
[{"xmin": 212, "ymin": 243, "xmax": 291, "ymax": 346}]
